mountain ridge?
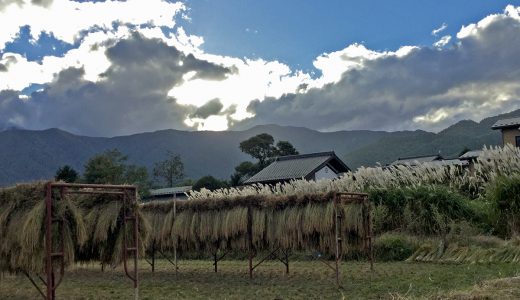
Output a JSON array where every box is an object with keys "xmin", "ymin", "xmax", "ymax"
[{"xmin": 0, "ymin": 109, "xmax": 517, "ymax": 187}]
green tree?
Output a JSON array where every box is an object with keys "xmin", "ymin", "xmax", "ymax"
[
  {"xmin": 276, "ymin": 141, "xmax": 299, "ymax": 156},
  {"xmin": 239, "ymin": 133, "xmax": 276, "ymax": 167},
  {"xmin": 83, "ymin": 149, "xmax": 150, "ymax": 195},
  {"xmin": 193, "ymin": 175, "xmax": 228, "ymax": 191},
  {"xmin": 55, "ymin": 165, "xmax": 79, "ymax": 183},
  {"xmin": 84, "ymin": 149, "xmax": 127, "ymax": 184},
  {"xmin": 234, "ymin": 133, "xmax": 299, "ymax": 185},
  {"xmin": 153, "ymin": 151, "xmax": 184, "ymax": 187}
]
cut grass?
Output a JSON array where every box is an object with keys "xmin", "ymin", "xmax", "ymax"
[{"xmin": 1, "ymin": 260, "xmax": 518, "ymax": 299}]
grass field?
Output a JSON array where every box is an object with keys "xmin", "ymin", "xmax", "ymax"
[{"xmin": 1, "ymin": 259, "xmax": 519, "ymax": 299}]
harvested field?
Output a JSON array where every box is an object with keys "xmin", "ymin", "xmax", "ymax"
[{"xmin": 0, "ymin": 260, "xmax": 518, "ymax": 299}]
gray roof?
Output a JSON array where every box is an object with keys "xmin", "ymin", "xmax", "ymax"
[
  {"xmin": 149, "ymin": 186, "xmax": 192, "ymax": 197},
  {"xmin": 491, "ymin": 117, "xmax": 520, "ymax": 130},
  {"xmin": 459, "ymin": 150, "xmax": 482, "ymax": 160},
  {"xmin": 429, "ymin": 159, "xmax": 469, "ymax": 167},
  {"xmin": 390, "ymin": 154, "xmax": 443, "ymax": 166},
  {"xmin": 244, "ymin": 151, "xmax": 350, "ymax": 184}
]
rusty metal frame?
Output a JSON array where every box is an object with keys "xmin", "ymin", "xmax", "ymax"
[
  {"xmin": 314, "ymin": 192, "xmax": 373, "ymax": 286},
  {"xmin": 34, "ymin": 182, "xmax": 140, "ymax": 300}
]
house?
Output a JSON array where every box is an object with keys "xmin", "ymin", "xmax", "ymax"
[
  {"xmin": 491, "ymin": 117, "xmax": 520, "ymax": 147},
  {"xmin": 144, "ymin": 186, "xmax": 192, "ymax": 201},
  {"xmin": 389, "ymin": 154, "xmax": 443, "ymax": 167},
  {"xmin": 243, "ymin": 151, "xmax": 350, "ymax": 185},
  {"xmin": 459, "ymin": 150, "xmax": 482, "ymax": 172}
]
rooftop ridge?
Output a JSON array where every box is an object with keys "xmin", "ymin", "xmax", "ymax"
[
  {"xmin": 276, "ymin": 151, "xmax": 335, "ymax": 161},
  {"xmin": 396, "ymin": 154, "xmax": 442, "ymax": 161}
]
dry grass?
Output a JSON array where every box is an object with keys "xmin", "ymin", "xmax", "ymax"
[{"xmin": 0, "ymin": 260, "xmax": 518, "ymax": 299}]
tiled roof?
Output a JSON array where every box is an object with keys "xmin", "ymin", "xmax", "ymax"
[
  {"xmin": 390, "ymin": 154, "xmax": 442, "ymax": 166},
  {"xmin": 244, "ymin": 151, "xmax": 349, "ymax": 184},
  {"xmin": 459, "ymin": 150, "xmax": 482, "ymax": 160},
  {"xmin": 491, "ymin": 117, "xmax": 520, "ymax": 129},
  {"xmin": 149, "ymin": 186, "xmax": 192, "ymax": 196}
]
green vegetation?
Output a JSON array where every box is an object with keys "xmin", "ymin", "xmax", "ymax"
[
  {"xmin": 83, "ymin": 149, "xmax": 150, "ymax": 196},
  {"xmin": 232, "ymin": 133, "xmax": 299, "ymax": 185},
  {"xmin": 55, "ymin": 165, "xmax": 79, "ymax": 183},
  {"xmin": 1, "ymin": 260, "xmax": 518, "ymax": 299},
  {"xmin": 152, "ymin": 151, "xmax": 184, "ymax": 188}
]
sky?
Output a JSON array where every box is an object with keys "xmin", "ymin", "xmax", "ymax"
[{"xmin": 1, "ymin": 0, "xmax": 520, "ymax": 136}]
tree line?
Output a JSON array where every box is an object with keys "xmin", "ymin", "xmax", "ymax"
[{"xmin": 55, "ymin": 133, "xmax": 298, "ymax": 196}]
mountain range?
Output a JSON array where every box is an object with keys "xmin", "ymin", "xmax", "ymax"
[{"xmin": 1, "ymin": 109, "xmax": 517, "ymax": 187}]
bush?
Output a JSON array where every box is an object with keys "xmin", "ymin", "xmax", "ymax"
[
  {"xmin": 373, "ymin": 233, "xmax": 419, "ymax": 261},
  {"xmin": 486, "ymin": 175, "xmax": 520, "ymax": 238},
  {"xmin": 370, "ymin": 185, "xmax": 474, "ymax": 236}
]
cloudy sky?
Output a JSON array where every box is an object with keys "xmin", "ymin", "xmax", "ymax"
[{"xmin": 1, "ymin": 0, "xmax": 520, "ymax": 136}]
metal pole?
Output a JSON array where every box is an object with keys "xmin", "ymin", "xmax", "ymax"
[
  {"xmin": 214, "ymin": 253, "xmax": 218, "ymax": 273},
  {"xmin": 173, "ymin": 195, "xmax": 177, "ymax": 274},
  {"xmin": 151, "ymin": 241, "xmax": 155, "ymax": 273},
  {"xmin": 134, "ymin": 187, "xmax": 139, "ymax": 300},
  {"xmin": 334, "ymin": 195, "xmax": 341, "ymax": 287},
  {"xmin": 367, "ymin": 196, "xmax": 374, "ymax": 271},
  {"xmin": 285, "ymin": 250, "xmax": 289, "ymax": 275},
  {"xmin": 247, "ymin": 206, "xmax": 253, "ymax": 279},
  {"xmin": 45, "ymin": 183, "xmax": 53, "ymax": 300}
]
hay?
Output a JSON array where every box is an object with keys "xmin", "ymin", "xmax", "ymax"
[
  {"xmin": 407, "ymin": 238, "xmax": 520, "ymax": 264},
  {"xmin": 0, "ymin": 183, "xmax": 147, "ymax": 274},
  {"xmin": 141, "ymin": 192, "xmax": 369, "ymax": 255}
]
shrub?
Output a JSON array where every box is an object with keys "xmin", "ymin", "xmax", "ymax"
[
  {"xmin": 486, "ymin": 175, "xmax": 520, "ymax": 238},
  {"xmin": 403, "ymin": 185, "xmax": 473, "ymax": 235},
  {"xmin": 373, "ymin": 233, "xmax": 419, "ymax": 261}
]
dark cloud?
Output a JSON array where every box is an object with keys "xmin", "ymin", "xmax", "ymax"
[
  {"xmin": 190, "ymin": 98, "xmax": 223, "ymax": 119},
  {"xmin": 0, "ymin": 90, "xmax": 28, "ymax": 129},
  {"xmin": 235, "ymin": 12, "xmax": 520, "ymax": 132},
  {"xmin": 3, "ymin": 32, "xmax": 232, "ymax": 136}
]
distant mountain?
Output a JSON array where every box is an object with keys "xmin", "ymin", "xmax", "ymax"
[{"xmin": 0, "ymin": 109, "xmax": 517, "ymax": 187}]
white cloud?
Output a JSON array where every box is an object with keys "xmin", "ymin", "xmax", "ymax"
[
  {"xmin": 433, "ymin": 35, "xmax": 451, "ymax": 48},
  {"xmin": 0, "ymin": 0, "xmax": 184, "ymax": 50},
  {"xmin": 431, "ymin": 23, "xmax": 448, "ymax": 36},
  {"xmin": 2, "ymin": 2, "xmax": 520, "ymax": 134}
]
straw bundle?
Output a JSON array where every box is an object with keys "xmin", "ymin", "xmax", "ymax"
[
  {"xmin": 142, "ymin": 192, "xmax": 369, "ymax": 255},
  {"xmin": 407, "ymin": 238, "xmax": 520, "ymax": 264},
  {"xmin": 1, "ymin": 183, "xmax": 148, "ymax": 274},
  {"xmin": 0, "ymin": 183, "xmax": 86, "ymax": 274}
]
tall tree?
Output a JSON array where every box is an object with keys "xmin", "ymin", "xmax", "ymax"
[
  {"xmin": 83, "ymin": 149, "xmax": 150, "ymax": 195},
  {"xmin": 233, "ymin": 133, "xmax": 299, "ymax": 185},
  {"xmin": 83, "ymin": 149, "xmax": 127, "ymax": 184},
  {"xmin": 239, "ymin": 133, "xmax": 276, "ymax": 167},
  {"xmin": 276, "ymin": 141, "xmax": 299, "ymax": 156},
  {"xmin": 153, "ymin": 151, "xmax": 184, "ymax": 187},
  {"xmin": 55, "ymin": 165, "xmax": 79, "ymax": 183}
]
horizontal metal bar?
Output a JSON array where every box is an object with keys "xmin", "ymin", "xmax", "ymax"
[
  {"xmin": 126, "ymin": 247, "xmax": 137, "ymax": 252},
  {"xmin": 65, "ymin": 190, "xmax": 126, "ymax": 195},
  {"xmin": 50, "ymin": 182, "xmax": 137, "ymax": 189},
  {"xmin": 51, "ymin": 252, "xmax": 64, "ymax": 257},
  {"xmin": 125, "ymin": 216, "xmax": 136, "ymax": 221}
]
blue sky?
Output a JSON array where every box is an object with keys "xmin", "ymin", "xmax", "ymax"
[
  {"xmin": 179, "ymin": 0, "xmax": 517, "ymax": 72},
  {"xmin": 1, "ymin": 1, "xmax": 520, "ymax": 136}
]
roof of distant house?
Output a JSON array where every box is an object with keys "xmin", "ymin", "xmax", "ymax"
[
  {"xmin": 149, "ymin": 186, "xmax": 192, "ymax": 197},
  {"xmin": 491, "ymin": 117, "xmax": 520, "ymax": 130},
  {"xmin": 389, "ymin": 154, "xmax": 443, "ymax": 166},
  {"xmin": 459, "ymin": 150, "xmax": 482, "ymax": 160},
  {"xmin": 244, "ymin": 151, "xmax": 350, "ymax": 185},
  {"xmin": 430, "ymin": 158, "xmax": 469, "ymax": 167}
]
